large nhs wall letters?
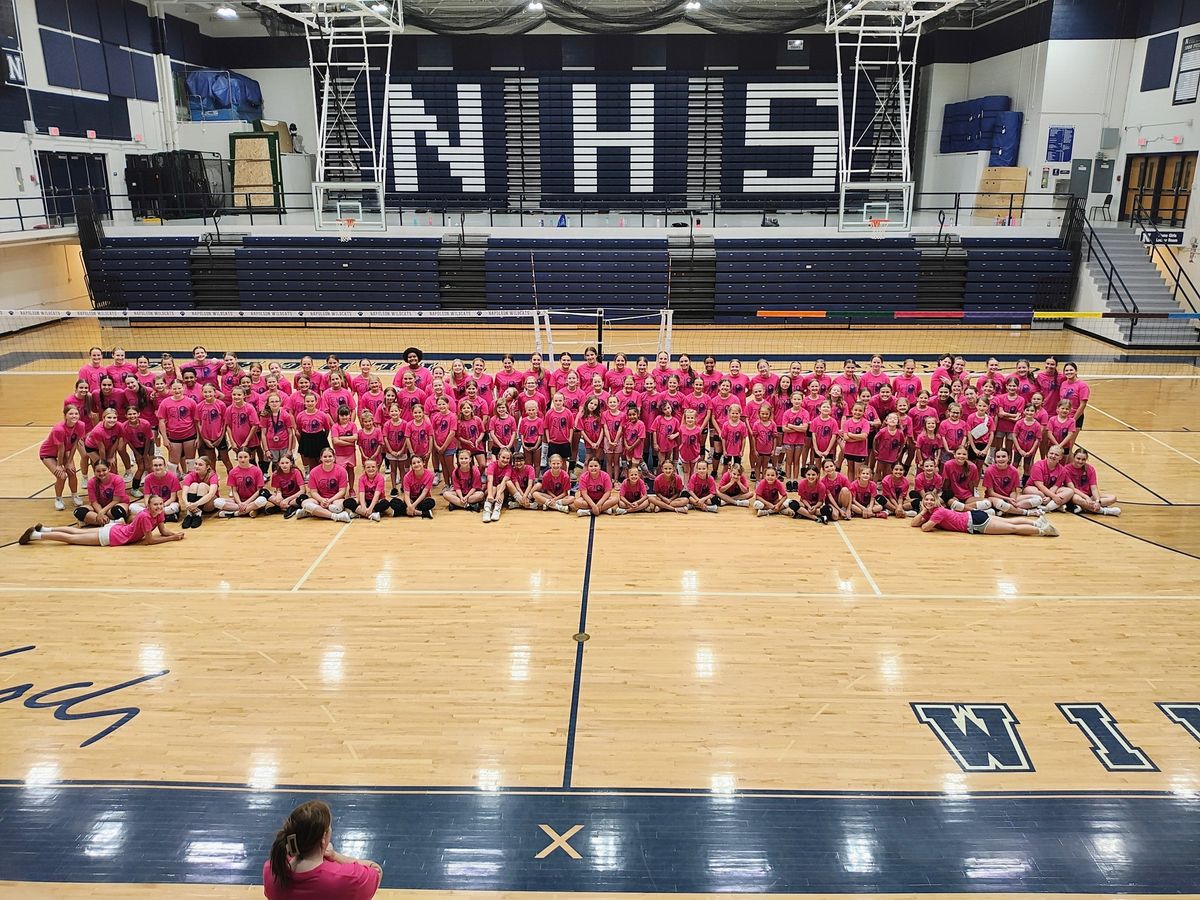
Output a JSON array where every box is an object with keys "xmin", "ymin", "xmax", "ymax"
[{"xmin": 381, "ymin": 74, "xmax": 843, "ymax": 204}]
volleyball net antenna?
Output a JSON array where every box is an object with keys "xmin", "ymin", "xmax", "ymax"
[{"xmin": 0, "ymin": 307, "xmax": 674, "ymax": 377}]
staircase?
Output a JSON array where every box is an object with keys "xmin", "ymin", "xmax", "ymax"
[
  {"xmin": 1086, "ymin": 226, "xmax": 1200, "ymax": 344},
  {"xmin": 438, "ymin": 233, "xmax": 488, "ymax": 309},
  {"xmin": 667, "ymin": 234, "xmax": 716, "ymax": 323},
  {"xmin": 913, "ymin": 232, "xmax": 967, "ymax": 307},
  {"xmin": 189, "ymin": 234, "xmax": 245, "ymax": 309}
]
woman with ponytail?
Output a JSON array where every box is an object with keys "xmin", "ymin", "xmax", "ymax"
[{"xmin": 263, "ymin": 799, "xmax": 382, "ymax": 898}]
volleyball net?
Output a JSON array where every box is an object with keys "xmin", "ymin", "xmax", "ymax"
[
  {"xmin": 0, "ymin": 307, "xmax": 674, "ymax": 376},
  {"xmin": 1, "ymin": 306, "xmax": 1198, "ymax": 381}
]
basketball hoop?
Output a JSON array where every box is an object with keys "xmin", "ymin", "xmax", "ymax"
[
  {"xmin": 868, "ymin": 218, "xmax": 890, "ymax": 240},
  {"xmin": 337, "ymin": 217, "xmax": 356, "ymax": 243}
]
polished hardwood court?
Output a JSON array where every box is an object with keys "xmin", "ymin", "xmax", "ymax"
[{"xmin": 0, "ymin": 328, "xmax": 1198, "ymax": 897}]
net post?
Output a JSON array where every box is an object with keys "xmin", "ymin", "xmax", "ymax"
[
  {"xmin": 542, "ymin": 310, "xmax": 555, "ymax": 359},
  {"xmin": 533, "ymin": 309, "xmax": 544, "ymax": 356},
  {"xmin": 664, "ymin": 308, "xmax": 673, "ymax": 356},
  {"xmin": 595, "ymin": 308, "xmax": 604, "ymax": 362}
]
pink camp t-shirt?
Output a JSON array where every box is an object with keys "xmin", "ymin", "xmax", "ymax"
[
  {"xmin": 39, "ymin": 421, "xmax": 86, "ymax": 458},
  {"xmin": 156, "ymin": 396, "xmax": 197, "ymax": 440},
  {"xmin": 225, "ymin": 403, "xmax": 260, "ymax": 447},
  {"xmin": 1029, "ymin": 458, "xmax": 1066, "ymax": 488},
  {"xmin": 308, "ymin": 464, "xmax": 349, "ymax": 499},
  {"xmin": 227, "ymin": 464, "xmax": 265, "ymax": 501},
  {"xmin": 539, "ymin": 469, "xmax": 571, "ymax": 496},
  {"xmin": 89, "ymin": 473, "xmax": 129, "ymax": 506},
  {"xmin": 401, "ymin": 468, "xmax": 434, "ymax": 500},
  {"xmin": 142, "ymin": 471, "xmax": 181, "ymax": 501},
  {"xmin": 544, "ymin": 408, "xmax": 574, "ymax": 444},
  {"xmin": 451, "ymin": 466, "xmax": 483, "ymax": 494},
  {"xmin": 689, "ymin": 473, "xmax": 717, "ymax": 497},
  {"xmin": 579, "ymin": 469, "xmax": 613, "ymax": 502},
  {"xmin": 881, "ymin": 473, "xmax": 909, "ymax": 500},
  {"xmin": 358, "ymin": 471, "xmax": 386, "ymax": 504},
  {"xmin": 930, "ymin": 506, "xmax": 970, "ymax": 533},
  {"xmin": 678, "ymin": 424, "xmax": 704, "ymax": 463},
  {"xmin": 107, "ymin": 509, "xmax": 164, "ymax": 547},
  {"xmin": 261, "ymin": 858, "xmax": 380, "ymax": 900},
  {"xmin": 983, "ymin": 464, "xmax": 1021, "ymax": 497}
]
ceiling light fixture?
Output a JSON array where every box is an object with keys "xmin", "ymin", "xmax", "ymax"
[
  {"xmin": 686, "ymin": 0, "xmax": 701, "ymax": 8},
  {"xmin": 370, "ymin": 2, "xmax": 388, "ymax": 11},
  {"xmin": 214, "ymin": 5, "xmax": 238, "ymax": 18},
  {"xmin": 528, "ymin": 1, "xmax": 544, "ymax": 10}
]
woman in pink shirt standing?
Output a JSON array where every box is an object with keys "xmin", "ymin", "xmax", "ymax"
[
  {"xmin": 20, "ymin": 494, "xmax": 183, "ymax": 548},
  {"xmin": 264, "ymin": 800, "xmax": 381, "ymax": 900}
]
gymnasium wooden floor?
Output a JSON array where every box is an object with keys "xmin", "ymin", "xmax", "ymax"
[{"xmin": 1, "ymin": 323, "xmax": 1199, "ymax": 897}]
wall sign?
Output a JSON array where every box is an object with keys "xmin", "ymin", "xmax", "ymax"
[
  {"xmin": 1046, "ymin": 126, "xmax": 1074, "ymax": 162},
  {"xmin": 1174, "ymin": 33, "xmax": 1200, "ymax": 105}
]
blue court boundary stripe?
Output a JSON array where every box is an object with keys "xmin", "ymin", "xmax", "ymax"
[
  {"xmin": 0, "ymin": 780, "xmax": 1189, "ymax": 799},
  {"xmin": 561, "ymin": 515, "xmax": 596, "ymax": 789},
  {"xmin": 1, "ymin": 784, "xmax": 1197, "ymax": 891}
]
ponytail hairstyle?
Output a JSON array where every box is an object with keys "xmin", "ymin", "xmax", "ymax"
[{"xmin": 269, "ymin": 799, "xmax": 332, "ymax": 886}]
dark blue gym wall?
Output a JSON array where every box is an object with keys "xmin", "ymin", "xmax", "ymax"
[{"xmin": 1, "ymin": 0, "xmax": 220, "ymax": 140}]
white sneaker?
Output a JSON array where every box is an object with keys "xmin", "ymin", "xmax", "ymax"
[
  {"xmin": 482, "ymin": 502, "xmax": 493, "ymax": 522},
  {"xmin": 1101, "ymin": 506, "xmax": 1122, "ymax": 516},
  {"xmin": 71, "ymin": 494, "xmax": 84, "ymax": 507},
  {"xmin": 490, "ymin": 505, "xmax": 502, "ymax": 522},
  {"xmin": 1042, "ymin": 501, "xmax": 1059, "ymax": 513},
  {"xmin": 755, "ymin": 508, "xmax": 769, "ymax": 517},
  {"xmin": 706, "ymin": 505, "xmax": 719, "ymax": 513},
  {"xmin": 577, "ymin": 508, "xmax": 590, "ymax": 517},
  {"xmin": 296, "ymin": 508, "xmax": 310, "ymax": 519},
  {"xmin": 333, "ymin": 511, "xmax": 352, "ymax": 523},
  {"xmin": 1036, "ymin": 515, "xmax": 1059, "ymax": 537},
  {"xmin": 609, "ymin": 507, "xmax": 621, "ymax": 515},
  {"xmin": 554, "ymin": 502, "xmax": 570, "ymax": 513},
  {"xmin": 370, "ymin": 512, "xmax": 381, "ymax": 522},
  {"xmin": 753, "ymin": 500, "xmax": 765, "ymax": 511},
  {"xmin": 54, "ymin": 497, "xmax": 65, "ymax": 511},
  {"xmin": 905, "ymin": 510, "xmax": 918, "ymax": 518},
  {"xmin": 735, "ymin": 499, "xmax": 750, "ymax": 508},
  {"xmin": 219, "ymin": 510, "xmax": 236, "ymax": 518}
]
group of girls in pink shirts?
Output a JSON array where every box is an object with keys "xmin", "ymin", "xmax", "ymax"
[{"xmin": 29, "ymin": 344, "xmax": 1119, "ymax": 540}]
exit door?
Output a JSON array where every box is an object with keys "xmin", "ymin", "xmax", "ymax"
[
  {"xmin": 36, "ymin": 150, "xmax": 111, "ymax": 225},
  {"xmin": 1121, "ymin": 151, "xmax": 1196, "ymax": 227}
]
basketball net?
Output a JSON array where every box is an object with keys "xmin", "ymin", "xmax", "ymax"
[
  {"xmin": 337, "ymin": 217, "xmax": 356, "ymax": 243},
  {"xmin": 868, "ymin": 218, "xmax": 889, "ymax": 240}
]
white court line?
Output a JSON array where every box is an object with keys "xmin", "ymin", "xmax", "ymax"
[
  {"xmin": 290, "ymin": 522, "xmax": 352, "ymax": 592},
  {"xmin": 833, "ymin": 522, "xmax": 883, "ymax": 596},
  {"xmin": 0, "ymin": 440, "xmax": 42, "ymax": 465},
  {"xmin": 0, "ymin": 584, "xmax": 1197, "ymax": 601},
  {"xmin": 1088, "ymin": 403, "xmax": 1200, "ymax": 466}
]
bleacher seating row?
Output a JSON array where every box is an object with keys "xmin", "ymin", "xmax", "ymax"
[{"xmin": 81, "ymin": 234, "xmax": 1075, "ymax": 318}]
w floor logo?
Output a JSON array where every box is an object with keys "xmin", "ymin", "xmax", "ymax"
[{"xmin": 911, "ymin": 703, "xmax": 1034, "ymax": 772}]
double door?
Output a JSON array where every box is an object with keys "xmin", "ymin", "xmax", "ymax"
[
  {"xmin": 1121, "ymin": 151, "xmax": 1195, "ymax": 227},
  {"xmin": 36, "ymin": 150, "xmax": 111, "ymax": 225}
]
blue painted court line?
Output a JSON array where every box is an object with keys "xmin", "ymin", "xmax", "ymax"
[
  {"xmin": 562, "ymin": 516, "xmax": 596, "ymax": 789},
  {"xmin": 0, "ymin": 785, "xmax": 1197, "ymax": 891}
]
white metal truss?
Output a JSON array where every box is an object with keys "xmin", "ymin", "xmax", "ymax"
[{"xmin": 826, "ymin": 0, "xmax": 964, "ymax": 231}]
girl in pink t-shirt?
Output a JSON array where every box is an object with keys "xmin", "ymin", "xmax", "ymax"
[
  {"xmin": 779, "ymin": 392, "xmax": 809, "ymax": 490},
  {"xmin": 653, "ymin": 401, "xmax": 682, "ymax": 469},
  {"xmin": 442, "ymin": 448, "xmax": 486, "ymax": 512},
  {"xmin": 1047, "ymin": 399, "xmax": 1078, "ymax": 455},
  {"xmin": 794, "ymin": 465, "xmax": 831, "ymax": 523},
  {"xmin": 715, "ymin": 461, "xmax": 752, "ymax": 508},
  {"xmin": 85, "ymin": 407, "xmax": 123, "ymax": 471},
  {"xmin": 686, "ymin": 459, "xmax": 720, "ymax": 513},
  {"xmin": 881, "ymin": 462, "xmax": 911, "ymax": 519},
  {"xmin": 263, "ymin": 800, "xmax": 381, "ymax": 900},
  {"xmin": 678, "ymin": 407, "xmax": 704, "ymax": 479},
  {"xmin": 749, "ymin": 403, "xmax": 777, "ymax": 482},
  {"xmin": 574, "ymin": 457, "xmax": 617, "ymax": 517},
  {"xmin": 267, "ymin": 455, "xmax": 306, "ymax": 518},
  {"xmin": 753, "ymin": 465, "xmax": 794, "ymax": 517},
  {"xmin": 649, "ymin": 459, "xmax": 689, "ymax": 514},
  {"xmin": 300, "ymin": 448, "xmax": 352, "ymax": 523},
  {"xmin": 982, "ymin": 448, "xmax": 1043, "ymax": 514},
  {"xmin": 20, "ymin": 494, "xmax": 183, "ymax": 548},
  {"xmin": 347, "ymin": 457, "xmax": 389, "ymax": 521},
  {"xmin": 616, "ymin": 466, "xmax": 652, "ymax": 514},
  {"xmin": 1012, "ymin": 406, "xmax": 1043, "ymax": 479},
  {"xmin": 1062, "ymin": 447, "xmax": 1121, "ymax": 516},
  {"xmin": 41, "ymin": 406, "xmax": 87, "ymax": 510},
  {"xmin": 482, "ymin": 447, "xmax": 515, "ymax": 523},
  {"xmin": 330, "ymin": 407, "xmax": 359, "ymax": 482},
  {"xmin": 395, "ymin": 456, "xmax": 434, "ymax": 518},
  {"xmin": 517, "ymin": 399, "xmax": 545, "ymax": 473},
  {"xmin": 216, "ymin": 448, "xmax": 269, "ymax": 518},
  {"xmin": 912, "ymin": 491, "xmax": 1057, "ymax": 537},
  {"xmin": 600, "ymin": 396, "xmax": 624, "ymax": 476},
  {"xmin": 820, "ymin": 458, "xmax": 852, "ymax": 520},
  {"xmin": 76, "ymin": 458, "xmax": 129, "ymax": 527},
  {"xmin": 849, "ymin": 468, "xmax": 885, "ymax": 519},
  {"xmin": 531, "ymin": 453, "xmax": 573, "ymax": 513}
]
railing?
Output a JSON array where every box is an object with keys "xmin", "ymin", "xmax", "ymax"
[
  {"xmin": 0, "ymin": 187, "xmax": 1080, "ymax": 237},
  {"xmin": 1129, "ymin": 203, "xmax": 1200, "ymax": 316},
  {"xmin": 1064, "ymin": 196, "xmax": 1140, "ymax": 323}
]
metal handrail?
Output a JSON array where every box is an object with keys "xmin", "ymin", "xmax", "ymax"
[
  {"xmin": 1128, "ymin": 203, "xmax": 1200, "ymax": 315},
  {"xmin": 1069, "ymin": 198, "xmax": 1139, "ymax": 318}
]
